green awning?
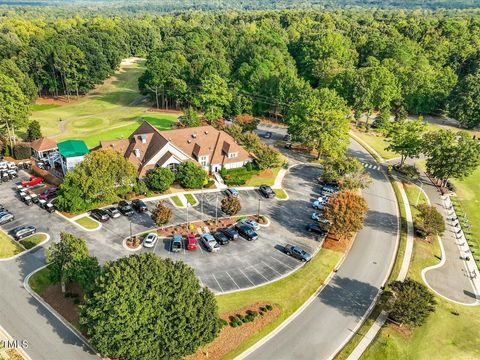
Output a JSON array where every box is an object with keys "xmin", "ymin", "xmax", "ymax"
[{"xmin": 57, "ymin": 140, "xmax": 89, "ymax": 158}]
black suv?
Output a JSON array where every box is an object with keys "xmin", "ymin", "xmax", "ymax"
[
  {"xmin": 259, "ymin": 185, "xmax": 275, "ymax": 199},
  {"xmin": 90, "ymin": 208, "xmax": 109, "ymax": 222},
  {"xmin": 212, "ymin": 231, "xmax": 230, "ymax": 245},
  {"xmin": 118, "ymin": 201, "xmax": 134, "ymax": 216},
  {"xmin": 219, "ymin": 227, "xmax": 239, "ymax": 240},
  {"xmin": 12, "ymin": 225, "xmax": 36, "ymax": 240},
  {"xmin": 306, "ymin": 223, "xmax": 328, "ymax": 241},
  {"xmin": 131, "ymin": 199, "xmax": 148, "ymax": 213},
  {"xmin": 235, "ymin": 223, "xmax": 258, "ymax": 241}
]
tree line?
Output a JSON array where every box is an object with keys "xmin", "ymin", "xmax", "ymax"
[{"xmin": 139, "ymin": 10, "xmax": 480, "ymax": 129}]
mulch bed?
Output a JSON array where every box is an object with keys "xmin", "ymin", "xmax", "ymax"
[
  {"xmin": 386, "ymin": 321, "xmax": 413, "ymax": 337},
  {"xmin": 186, "ymin": 303, "xmax": 281, "ymax": 360},
  {"xmin": 323, "ymin": 235, "xmax": 351, "ymax": 252},
  {"xmin": 41, "ymin": 282, "xmax": 84, "ymax": 330}
]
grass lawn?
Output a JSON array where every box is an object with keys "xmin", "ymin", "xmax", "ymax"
[
  {"xmin": 217, "ymin": 248, "xmax": 342, "ymax": 359},
  {"xmin": 30, "ymin": 58, "xmax": 179, "ymax": 148},
  {"xmin": 273, "ymin": 188, "xmax": 288, "ymax": 199},
  {"xmin": 350, "ymin": 129, "xmax": 398, "ymax": 160},
  {"xmin": 0, "ymin": 229, "xmax": 24, "ymax": 258},
  {"xmin": 29, "ymin": 266, "xmax": 53, "ymax": 294},
  {"xmin": 184, "ymin": 193, "xmax": 198, "ymax": 206},
  {"xmin": 245, "ymin": 167, "xmax": 281, "ymax": 187},
  {"xmin": 75, "ymin": 216, "xmax": 100, "ymax": 230},
  {"xmin": 361, "ymin": 183, "xmax": 480, "ymax": 359},
  {"xmin": 19, "ymin": 233, "xmax": 47, "ymax": 250},
  {"xmin": 170, "ymin": 195, "xmax": 183, "ymax": 207}
]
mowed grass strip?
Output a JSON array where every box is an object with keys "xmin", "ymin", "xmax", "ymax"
[
  {"xmin": 75, "ymin": 216, "xmax": 100, "ymax": 230},
  {"xmin": 0, "ymin": 229, "xmax": 24, "ymax": 258},
  {"xmin": 350, "ymin": 129, "xmax": 398, "ymax": 160},
  {"xmin": 29, "ymin": 266, "xmax": 52, "ymax": 294},
  {"xmin": 273, "ymin": 188, "xmax": 288, "ymax": 199},
  {"xmin": 217, "ymin": 248, "xmax": 342, "ymax": 359},
  {"xmin": 19, "ymin": 233, "xmax": 48, "ymax": 250},
  {"xmin": 170, "ymin": 195, "xmax": 183, "ymax": 207},
  {"xmin": 184, "ymin": 193, "xmax": 198, "ymax": 206}
]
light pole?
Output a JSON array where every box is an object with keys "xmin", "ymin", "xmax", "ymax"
[
  {"xmin": 257, "ymin": 198, "xmax": 261, "ymax": 219},
  {"xmin": 415, "ymin": 180, "xmax": 424, "ymax": 207},
  {"xmin": 129, "ymin": 218, "xmax": 133, "ymax": 240},
  {"xmin": 215, "ymin": 194, "xmax": 218, "ymax": 224}
]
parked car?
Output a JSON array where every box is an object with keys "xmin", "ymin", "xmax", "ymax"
[
  {"xmin": 225, "ymin": 188, "xmax": 239, "ymax": 197},
  {"xmin": 21, "ymin": 176, "xmax": 43, "ymax": 188},
  {"xmin": 312, "ymin": 200, "xmax": 326, "ymax": 210},
  {"xmin": 39, "ymin": 187, "xmax": 58, "ymax": 200},
  {"xmin": 263, "ymin": 131, "xmax": 272, "ymax": 139},
  {"xmin": 284, "ymin": 244, "xmax": 312, "ymax": 262},
  {"xmin": 104, "ymin": 206, "xmax": 121, "ymax": 219},
  {"xmin": 321, "ymin": 185, "xmax": 339, "ymax": 195},
  {"xmin": 45, "ymin": 203, "xmax": 55, "ymax": 213},
  {"xmin": 132, "ymin": 199, "xmax": 148, "ymax": 213},
  {"xmin": 239, "ymin": 218, "xmax": 260, "ymax": 231},
  {"xmin": 312, "ymin": 212, "xmax": 332, "ymax": 226},
  {"xmin": 212, "ymin": 231, "xmax": 230, "ymax": 245},
  {"xmin": 90, "ymin": 209, "xmax": 109, "ymax": 222},
  {"xmin": 171, "ymin": 234, "xmax": 183, "ymax": 253},
  {"xmin": 235, "ymin": 223, "xmax": 258, "ymax": 241},
  {"xmin": 259, "ymin": 185, "xmax": 275, "ymax": 198},
  {"xmin": 118, "ymin": 201, "xmax": 134, "ymax": 216},
  {"xmin": 143, "ymin": 233, "xmax": 158, "ymax": 248},
  {"xmin": 283, "ymin": 134, "xmax": 292, "ymax": 141},
  {"xmin": 306, "ymin": 223, "xmax": 328, "ymax": 241},
  {"xmin": 415, "ymin": 227, "xmax": 428, "ymax": 239},
  {"xmin": 200, "ymin": 233, "xmax": 220, "ymax": 252},
  {"xmin": 219, "ymin": 226, "xmax": 239, "ymax": 240},
  {"xmin": 12, "ymin": 225, "xmax": 36, "ymax": 240},
  {"xmin": 186, "ymin": 233, "xmax": 198, "ymax": 250},
  {"xmin": 0, "ymin": 212, "xmax": 14, "ymax": 225}
]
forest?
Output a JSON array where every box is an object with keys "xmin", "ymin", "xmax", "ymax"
[{"xmin": 0, "ymin": 8, "xmax": 480, "ymax": 150}]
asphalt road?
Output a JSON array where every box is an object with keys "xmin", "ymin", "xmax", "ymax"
[{"xmin": 241, "ymin": 135, "xmax": 399, "ymax": 360}]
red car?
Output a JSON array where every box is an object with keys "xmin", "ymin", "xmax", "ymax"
[
  {"xmin": 21, "ymin": 176, "xmax": 43, "ymax": 187},
  {"xmin": 186, "ymin": 234, "xmax": 197, "ymax": 251}
]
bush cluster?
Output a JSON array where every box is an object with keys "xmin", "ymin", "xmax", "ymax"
[
  {"xmin": 221, "ymin": 163, "xmax": 259, "ymax": 186},
  {"xmin": 229, "ymin": 305, "xmax": 271, "ymax": 327}
]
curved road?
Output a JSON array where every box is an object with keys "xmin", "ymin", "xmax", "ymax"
[
  {"xmin": 0, "ymin": 137, "xmax": 398, "ymax": 360},
  {"xmin": 240, "ymin": 137, "xmax": 399, "ymax": 360}
]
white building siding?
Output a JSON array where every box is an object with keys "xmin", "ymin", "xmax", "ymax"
[{"xmin": 146, "ymin": 142, "xmax": 191, "ymax": 166}]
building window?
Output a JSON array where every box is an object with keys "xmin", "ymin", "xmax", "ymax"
[
  {"xmin": 228, "ymin": 152, "xmax": 238, "ymax": 159},
  {"xmin": 199, "ymin": 155, "xmax": 208, "ymax": 166},
  {"xmin": 167, "ymin": 163, "xmax": 178, "ymax": 171}
]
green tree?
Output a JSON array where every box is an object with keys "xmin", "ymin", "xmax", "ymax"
[
  {"xmin": 287, "ymin": 88, "xmax": 350, "ymax": 160},
  {"xmin": 322, "ymin": 157, "xmax": 371, "ymax": 190},
  {"xmin": 80, "ymin": 253, "xmax": 220, "ymax": 360},
  {"xmin": 323, "ymin": 190, "xmax": 368, "ymax": 240},
  {"xmin": 25, "ymin": 120, "xmax": 43, "ymax": 141},
  {"xmin": 423, "ymin": 130, "xmax": 480, "ymax": 187},
  {"xmin": 197, "ymin": 74, "xmax": 232, "ymax": 121},
  {"xmin": 385, "ymin": 119, "xmax": 427, "ymax": 167},
  {"xmin": 254, "ymin": 144, "xmax": 282, "ymax": 170},
  {"xmin": 151, "ymin": 201, "xmax": 172, "ymax": 228},
  {"xmin": 55, "ymin": 149, "xmax": 138, "ymax": 212},
  {"xmin": 0, "ymin": 73, "xmax": 29, "ymax": 148},
  {"xmin": 46, "ymin": 232, "xmax": 99, "ymax": 294},
  {"xmin": 182, "ymin": 107, "xmax": 200, "ymax": 127},
  {"xmin": 221, "ymin": 196, "xmax": 241, "ymax": 216},
  {"xmin": 386, "ymin": 278, "xmax": 436, "ymax": 327},
  {"xmin": 145, "ymin": 167, "xmax": 175, "ymax": 193},
  {"xmin": 448, "ymin": 71, "xmax": 480, "ymax": 129},
  {"xmin": 176, "ymin": 161, "xmax": 208, "ymax": 189},
  {"xmin": 416, "ymin": 204, "xmax": 446, "ymax": 236}
]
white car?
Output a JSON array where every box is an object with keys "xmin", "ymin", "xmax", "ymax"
[
  {"xmin": 240, "ymin": 218, "xmax": 260, "ymax": 231},
  {"xmin": 201, "ymin": 233, "xmax": 220, "ymax": 252},
  {"xmin": 312, "ymin": 200, "xmax": 325, "ymax": 210},
  {"xmin": 143, "ymin": 233, "xmax": 158, "ymax": 248},
  {"xmin": 312, "ymin": 212, "xmax": 321, "ymax": 221}
]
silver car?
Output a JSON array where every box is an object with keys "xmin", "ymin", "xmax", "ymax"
[{"xmin": 0, "ymin": 212, "xmax": 14, "ymax": 225}]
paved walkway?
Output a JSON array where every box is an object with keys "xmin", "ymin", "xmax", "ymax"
[{"xmin": 422, "ymin": 179, "xmax": 479, "ymax": 305}]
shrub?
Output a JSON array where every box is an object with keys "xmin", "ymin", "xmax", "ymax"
[
  {"xmin": 221, "ymin": 196, "xmax": 241, "ymax": 216},
  {"xmin": 266, "ymin": 304, "xmax": 273, "ymax": 311},
  {"xmin": 416, "ymin": 204, "xmax": 445, "ymax": 236},
  {"xmin": 25, "ymin": 120, "xmax": 42, "ymax": 141},
  {"xmin": 254, "ymin": 143, "xmax": 282, "ymax": 170},
  {"xmin": 151, "ymin": 201, "xmax": 172, "ymax": 228},
  {"xmin": 176, "ymin": 161, "xmax": 208, "ymax": 189},
  {"xmin": 13, "ymin": 142, "xmax": 32, "ymax": 159},
  {"xmin": 219, "ymin": 318, "xmax": 228, "ymax": 328},
  {"xmin": 145, "ymin": 167, "xmax": 175, "ymax": 192}
]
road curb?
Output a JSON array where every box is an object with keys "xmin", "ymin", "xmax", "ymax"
[
  {"xmin": 23, "ymin": 266, "xmax": 101, "ymax": 358},
  {"xmin": 0, "ymin": 233, "xmax": 51, "ymax": 262},
  {"xmin": 57, "ymin": 212, "xmax": 102, "ymax": 232}
]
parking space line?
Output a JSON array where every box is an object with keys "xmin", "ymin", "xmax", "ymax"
[
  {"xmin": 225, "ymin": 271, "xmax": 240, "ymax": 289},
  {"xmin": 249, "ymin": 265, "xmax": 269, "ymax": 281},
  {"xmin": 239, "ymin": 269, "xmax": 255, "ymax": 286},
  {"xmin": 261, "ymin": 261, "xmax": 282, "ymax": 275},
  {"xmin": 212, "ymin": 273, "xmax": 224, "ymax": 292},
  {"xmin": 269, "ymin": 255, "xmax": 294, "ymax": 270}
]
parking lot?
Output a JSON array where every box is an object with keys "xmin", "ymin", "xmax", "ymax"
[{"xmin": 0, "ymin": 165, "xmax": 327, "ymax": 293}]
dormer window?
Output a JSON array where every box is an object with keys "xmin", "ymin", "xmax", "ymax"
[
  {"xmin": 134, "ymin": 149, "xmax": 141, "ymax": 158},
  {"xmin": 228, "ymin": 152, "xmax": 238, "ymax": 159},
  {"xmin": 139, "ymin": 134, "xmax": 147, "ymax": 144}
]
